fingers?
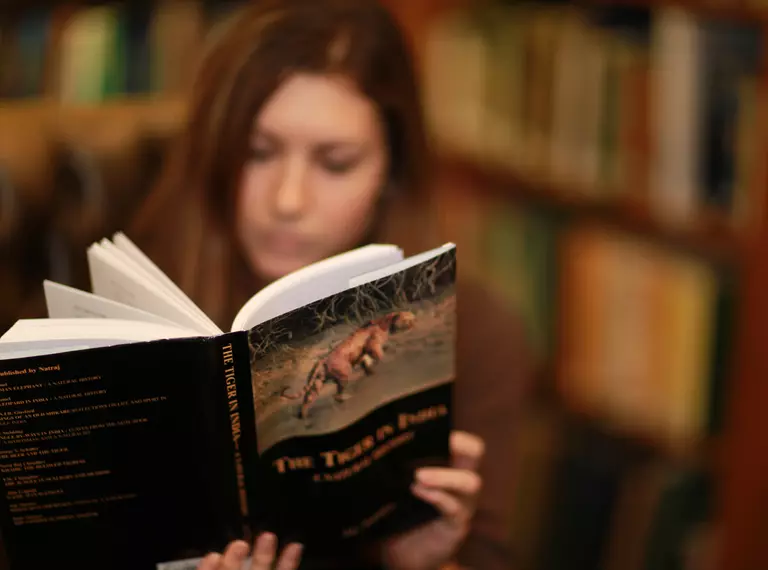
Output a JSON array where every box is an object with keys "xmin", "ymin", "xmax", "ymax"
[
  {"xmin": 414, "ymin": 467, "xmax": 482, "ymax": 498},
  {"xmin": 250, "ymin": 533, "xmax": 277, "ymax": 570},
  {"xmin": 198, "ymin": 535, "xmax": 303, "ymax": 570},
  {"xmin": 220, "ymin": 540, "xmax": 250, "ymax": 570},
  {"xmin": 198, "ymin": 553, "xmax": 222, "ymax": 570},
  {"xmin": 275, "ymin": 543, "xmax": 304, "ymax": 570},
  {"xmin": 412, "ymin": 433, "xmax": 484, "ymax": 534},
  {"xmin": 250, "ymin": 533, "xmax": 303, "ymax": 570},
  {"xmin": 411, "ymin": 484, "xmax": 465, "ymax": 521},
  {"xmin": 449, "ymin": 431, "xmax": 485, "ymax": 471}
]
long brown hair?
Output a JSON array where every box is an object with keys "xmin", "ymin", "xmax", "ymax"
[{"xmin": 130, "ymin": 0, "xmax": 433, "ymax": 329}]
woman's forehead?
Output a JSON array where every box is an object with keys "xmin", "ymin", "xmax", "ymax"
[{"xmin": 253, "ymin": 72, "xmax": 383, "ymax": 144}]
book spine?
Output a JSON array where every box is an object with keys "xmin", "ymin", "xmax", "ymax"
[{"xmin": 213, "ymin": 332, "xmax": 259, "ymax": 540}]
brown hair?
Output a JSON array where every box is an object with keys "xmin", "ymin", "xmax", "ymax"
[{"xmin": 130, "ymin": 0, "xmax": 433, "ymax": 328}]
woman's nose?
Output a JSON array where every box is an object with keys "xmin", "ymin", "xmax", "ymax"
[{"xmin": 272, "ymin": 156, "xmax": 308, "ymax": 220}]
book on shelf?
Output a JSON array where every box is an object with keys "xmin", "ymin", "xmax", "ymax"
[
  {"xmin": 422, "ymin": 4, "xmax": 765, "ymax": 230},
  {"xmin": 557, "ymin": 225, "xmax": 727, "ymax": 448},
  {"xmin": 0, "ymin": 232, "xmax": 458, "ymax": 570}
]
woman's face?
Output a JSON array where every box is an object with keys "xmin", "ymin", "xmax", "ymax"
[{"xmin": 236, "ymin": 72, "xmax": 388, "ymax": 282}]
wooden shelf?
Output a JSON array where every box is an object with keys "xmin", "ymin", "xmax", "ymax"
[
  {"xmin": 566, "ymin": 403, "xmax": 720, "ymax": 468},
  {"xmin": 437, "ymin": 152, "xmax": 748, "ymax": 268},
  {"xmin": 577, "ymin": 0, "xmax": 768, "ymax": 24},
  {"xmin": 535, "ymin": 383, "xmax": 722, "ymax": 470},
  {"xmin": 0, "ymin": 96, "xmax": 188, "ymax": 141},
  {"xmin": 524, "ymin": 362, "xmax": 720, "ymax": 469},
  {"xmin": 0, "ymin": 95, "xmax": 186, "ymax": 114}
]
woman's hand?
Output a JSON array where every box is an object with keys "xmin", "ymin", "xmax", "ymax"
[
  {"xmin": 382, "ymin": 431, "xmax": 484, "ymax": 570},
  {"xmin": 198, "ymin": 533, "xmax": 303, "ymax": 570}
]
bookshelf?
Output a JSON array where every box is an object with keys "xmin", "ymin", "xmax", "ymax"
[
  {"xmin": 381, "ymin": 0, "xmax": 768, "ymax": 569},
  {"xmin": 0, "ymin": 0, "xmax": 221, "ymax": 330},
  {"xmin": 718, "ymin": 191, "xmax": 768, "ymax": 570},
  {"xmin": 437, "ymin": 151, "xmax": 745, "ymax": 266},
  {"xmin": 579, "ymin": 0, "xmax": 768, "ymax": 24}
]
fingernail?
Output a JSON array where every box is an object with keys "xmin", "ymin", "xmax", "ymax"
[
  {"xmin": 415, "ymin": 470, "xmax": 432, "ymax": 485},
  {"xmin": 284, "ymin": 543, "xmax": 304, "ymax": 564},
  {"xmin": 231, "ymin": 540, "xmax": 250, "ymax": 557},
  {"xmin": 255, "ymin": 532, "xmax": 277, "ymax": 554}
]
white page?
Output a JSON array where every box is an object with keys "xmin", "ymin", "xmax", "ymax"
[
  {"xmin": 230, "ymin": 244, "xmax": 404, "ymax": 331},
  {"xmin": 112, "ymin": 232, "xmax": 221, "ymax": 333},
  {"xmin": 98, "ymin": 238, "xmax": 167, "ymax": 290},
  {"xmin": 44, "ymin": 280, "xmax": 183, "ymax": 328},
  {"xmin": 349, "ymin": 243, "xmax": 456, "ymax": 288},
  {"xmin": 0, "ymin": 338, "xmax": 125, "ymax": 360},
  {"xmin": 97, "ymin": 238, "xmax": 217, "ymax": 328},
  {"xmin": 0, "ymin": 318, "xmax": 201, "ymax": 345},
  {"xmin": 97, "ymin": 238, "xmax": 216, "ymax": 329},
  {"xmin": 87, "ymin": 243, "xmax": 218, "ymax": 335}
]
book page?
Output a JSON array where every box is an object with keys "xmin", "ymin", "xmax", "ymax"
[
  {"xmin": 0, "ymin": 339, "xmax": 100, "ymax": 360},
  {"xmin": 95, "ymin": 238, "xmax": 219, "ymax": 331},
  {"xmin": 87, "ymin": 243, "xmax": 219, "ymax": 335},
  {"xmin": 111, "ymin": 232, "xmax": 221, "ymax": 333},
  {"xmin": 44, "ymin": 281, "xmax": 184, "ymax": 329},
  {"xmin": 230, "ymin": 244, "xmax": 404, "ymax": 332},
  {"xmin": 349, "ymin": 243, "xmax": 456, "ymax": 288},
  {"xmin": 0, "ymin": 318, "xmax": 201, "ymax": 347}
]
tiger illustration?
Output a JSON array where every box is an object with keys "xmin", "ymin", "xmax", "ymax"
[{"xmin": 281, "ymin": 310, "xmax": 416, "ymax": 419}]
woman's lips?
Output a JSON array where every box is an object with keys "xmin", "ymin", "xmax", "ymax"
[{"xmin": 261, "ymin": 232, "xmax": 310, "ymax": 256}]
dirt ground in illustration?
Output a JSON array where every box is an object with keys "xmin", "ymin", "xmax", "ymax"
[{"xmin": 251, "ymin": 293, "xmax": 456, "ymax": 453}]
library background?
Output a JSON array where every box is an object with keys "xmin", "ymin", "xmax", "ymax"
[{"xmin": 1, "ymin": 0, "xmax": 768, "ymax": 568}]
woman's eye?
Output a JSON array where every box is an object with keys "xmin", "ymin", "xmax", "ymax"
[
  {"xmin": 248, "ymin": 147, "xmax": 274, "ymax": 162},
  {"xmin": 320, "ymin": 157, "xmax": 358, "ymax": 174}
]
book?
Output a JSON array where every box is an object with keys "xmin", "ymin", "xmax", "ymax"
[{"xmin": 0, "ymin": 232, "xmax": 458, "ymax": 570}]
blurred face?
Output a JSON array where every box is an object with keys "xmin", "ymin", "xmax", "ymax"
[{"xmin": 236, "ymin": 72, "xmax": 388, "ymax": 281}]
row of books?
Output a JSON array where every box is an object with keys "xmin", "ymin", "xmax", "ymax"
[
  {"xmin": 436, "ymin": 175, "xmax": 733, "ymax": 448},
  {"xmin": 509, "ymin": 410, "xmax": 716, "ymax": 570},
  {"xmin": 0, "ymin": 0, "xmax": 242, "ymax": 101},
  {"xmin": 422, "ymin": 1, "xmax": 766, "ymax": 231},
  {"xmin": 558, "ymin": 223, "xmax": 733, "ymax": 447},
  {"xmin": 0, "ymin": 107, "xmax": 177, "ymax": 333}
]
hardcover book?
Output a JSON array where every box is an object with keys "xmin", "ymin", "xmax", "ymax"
[{"xmin": 0, "ymin": 233, "xmax": 457, "ymax": 570}]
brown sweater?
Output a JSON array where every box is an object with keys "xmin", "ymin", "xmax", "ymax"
[{"xmin": 451, "ymin": 275, "xmax": 534, "ymax": 570}]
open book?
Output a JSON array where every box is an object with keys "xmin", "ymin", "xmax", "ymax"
[{"xmin": 0, "ymin": 233, "xmax": 457, "ymax": 570}]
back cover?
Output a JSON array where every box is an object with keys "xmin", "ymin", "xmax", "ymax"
[
  {"xmin": 0, "ymin": 334, "xmax": 248, "ymax": 570},
  {"xmin": 247, "ymin": 247, "xmax": 456, "ymax": 555}
]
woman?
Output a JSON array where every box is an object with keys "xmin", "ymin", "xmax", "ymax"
[{"xmin": 130, "ymin": 0, "xmax": 534, "ymax": 568}]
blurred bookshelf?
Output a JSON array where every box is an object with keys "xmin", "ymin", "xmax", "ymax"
[
  {"xmin": 580, "ymin": 0, "xmax": 768, "ymax": 24},
  {"xmin": 0, "ymin": 0, "xmax": 224, "ymax": 335},
  {"xmin": 437, "ymin": 151, "xmax": 746, "ymax": 266},
  {"xmin": 383, "ymin": 0, "xmax": 768, "ymax": 569}
]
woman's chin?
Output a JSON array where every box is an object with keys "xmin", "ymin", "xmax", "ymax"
[{"xmin": 251, "ymin": 252, "xmax": 312, "ymax": 282}]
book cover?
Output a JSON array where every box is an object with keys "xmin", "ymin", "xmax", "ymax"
[{"xmin": 248, "ymin": 246, "xmax": 456, "ymax": 552}]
